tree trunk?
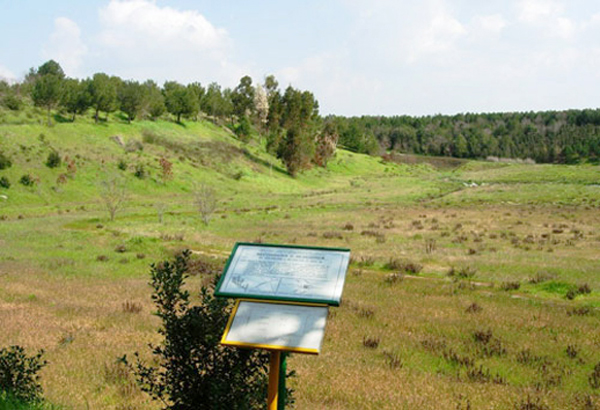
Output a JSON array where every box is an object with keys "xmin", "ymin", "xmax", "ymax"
[
  {"xmin": 95, "ymin": 108, "xmax": 99, "ymax": 123},
  {"xmin": 47, "ymin": 106, "xmax": 52, "ymax": 126}
]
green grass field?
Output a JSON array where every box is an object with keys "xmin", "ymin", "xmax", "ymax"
[{"xmin": 1, "ymin": 110, "xmax": 599, "ymax": 409}]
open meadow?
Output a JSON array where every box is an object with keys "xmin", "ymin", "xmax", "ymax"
[{"xmin": 1, "ymin": 112, "xmax": 599, "ymax": 409}]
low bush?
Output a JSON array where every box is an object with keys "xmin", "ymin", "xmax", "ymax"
[
  {"xmin": 133, "ymin": 164, "xmax": 146, "ymax": 179},
  {"xmin": 590, "ymin": 362, "xmax": 600, "ymax": 389},
  {"xmin": 19, "ymin": 174, "xmax": 35, "ymax": 187},
  {"xmin": 501, "ymin": 281, "xmax": 521, "ymax": 291},
  {"xmin": 447, "ymin": 265, "xmax": 477, "ymax": 280},
  {"xmin": 45, "ymin": 151, "xmax": 61, "ymax": 168},
  {"xmin": 0, "ymin": 152, "xmax": 11, "ymax": 170},
  {"xmin": 362, "ymin": 336, "xmax": 380, "ymax": 349},
  {"xmin": 0, "ymin": 346, "xmax": 46, "ymax": 403},
  {"xmin": 125, "ymin": 250, "xmax": 291, "ymax": 409},
  {"xmin": 0, "ymin": 177, "xmax": 10, "ymax": 189},
  {"xmin": 384, "ymin": 258, "xmax": 423, "ymax": 274}
]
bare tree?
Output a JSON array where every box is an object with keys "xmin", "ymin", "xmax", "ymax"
[
  {"xmin": 194, "ymin": 184, "xmax": 217, "ymax": 226},
  {"xmin": 155, "ymin": 202, "xmax": 168, "ymax": 223},
  {"xmin": 100, "ymin": 175, "xmax": 127, "ymax": 221}
]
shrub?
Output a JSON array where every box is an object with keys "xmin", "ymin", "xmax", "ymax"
[
  {"xmin": 125, "ymin": 139, "xmax": 143, "ymax": 152},
  {"xmin": 513, "ymin": 395, "xmax": 549, "ymax": 410},
  {"xmin": 158, "ymin": 157, "xmax": 173, "ymax": 182},
  {"xmin": 384, "ymin": 272, "xmax": 404, "ymax": 285},
  {"xmin": 114, "ymin": 244, "xmax": 127, "ymax": 253},
  {"xmin": 0, "ymin": 152, "xmax": 11, "ymax": 170},
  {"xmin": 383, "ymin": 350, "xmax": 403, "ymax": 369},
  {"xmin": 472, "ymin": 329, "xmax": 506, "ymax": 357},
  {"xmin": 590, "ymin": 362, "xmax": 600, "ymax": 389},
  {"xmin": 447, "ymin": 265, "xmax": 477, "ymax": 280},
  {"xmin": 133, "ymin": 164, "xmax": 146, "ymax": 179},
  {"xmin": 567, "ymin": 307, "xmax": 591, "ymax": 316},
  {"xmin": 0, "ymin": 346, "xmax": 46, "ymax": 403},
  {"xmin": 465, "ymin": 303, "xmax": 482, "ymax": 314},
  {"xmin": 19, "ymin": 174, "xmax": 35, "ymax": 187},
  {"xmin": 2, "ymin": 94, "xmax": 21, "ymax": 111},
  {"xmin": 578, "ymin": 283, "xmax": 592, "ymax": 295},
  {"xmin": 122, "ymin": 301, "xmax": 142, "ymax": 314},
  {"xmin": 501, "ymin": 281, "xmax": 521, "ymax": 291},
  {"xmin": 528, "ymin": 271, "xmax": 556, "ymax": 284},
  {"xmin": 117, "ymin": 159, "xmax": 127, "ymax": 171},
  {"xmin": 322, "ymin": 231, "xmax": 343, "ymax": 240},
  {"xmin": 385, "ymin": 258, "xmax": 423, "ymax": 275},
  {"xmin": 126, "ymin": 250, "xmax": 290, "ymax": 409},
  {"xmin": 0, "ymin": 176, "xmax": 10, "ymax": 189},
  {"xmin": 362, "ymin": 336, "xmax": 380, "ymax": 349},
  {"xmin": 45, "ymin": 151, "xmax": 61, "ymax": 168}
]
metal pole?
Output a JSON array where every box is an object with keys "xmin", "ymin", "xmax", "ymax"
[
  {"xmin": 267, "ymin": 350, "xmax": 281, "ymax": 410},
  {"xmin": 277, "ymin": 352, "xmax": 288, "ymax": 409}
]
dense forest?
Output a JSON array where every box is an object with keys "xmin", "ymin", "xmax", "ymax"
[
  {"xmin": 1, "ymin": 59, "xmax": 599, "ymax": 172},
  {"xmin": 331, "ymin": 111, "xmax": 600, "ymax": 164}
]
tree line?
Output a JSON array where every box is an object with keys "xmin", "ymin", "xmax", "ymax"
[
  {"xmin": 0, "ymin": 60, "xmax": 339, "ymax": 176},
  {"xmin": 330, "ymin": 110, "xmax": 600, "ymax": 164},
  {"xmin": 2, "ymin": 60, "xmax": 599, "ymax": 169}
]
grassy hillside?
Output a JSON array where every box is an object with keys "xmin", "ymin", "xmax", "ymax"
[{"xmin": 1, "ymin": 111, "xmax": 600, "ymax": 409}]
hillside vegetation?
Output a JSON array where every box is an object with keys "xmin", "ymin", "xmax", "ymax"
[{"xmin": 1, "ymin": 106, "xmax": 600, "ymax": 409}]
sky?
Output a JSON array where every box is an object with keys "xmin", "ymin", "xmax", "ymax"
[{"xmin": 1, "ymin": 0, "xmax": 600, "ymax": 116}]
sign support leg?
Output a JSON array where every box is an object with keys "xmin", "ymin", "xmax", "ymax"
[
  {"xmin": 277, "ymin": 352, "xmax": 288, "ymax": 409},
  {"xmin": 267, "ymin": 350, "xmax": 281, "ymax": 410}
]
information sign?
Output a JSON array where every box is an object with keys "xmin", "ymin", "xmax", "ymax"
[
  {"xmin": 215, "ymin": 243, "xmax": 350, "ymax": 306},
  {"xmin": 221, "ymin": 300, "xmax": 329, "ymax": 354}
]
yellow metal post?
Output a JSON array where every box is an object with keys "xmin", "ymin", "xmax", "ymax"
[{"xmin": 267, "ymin": 350, "xmax": 281, "ymax": 410}]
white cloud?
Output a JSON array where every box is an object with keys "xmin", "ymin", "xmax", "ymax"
[
  {"xmin": 95, "ymin": 0, "xmax": 241, "ymax": 84},
  {"xmin": 99, "ymin": 0, "xmax": 228, "ymax": 51},
  {"xmin": 0, "ymin": 65, "xmax": 16, "ymax": 83},
  {"xmin": 517, "ymin": 0, "xmax": 576, "ymax": 39},
  {"xmin": 42, "ymin": 17, "xmax": 87, "ymax": 76},
  {"xmin": 408, "ymin": 10, "xmax": 467, "ymax": 61},
  {"xmin": 517, "ymin": 0, "xmax": 563, "ymax": 23},
  {"xmin": 472, "ymin": 14, "xmax": 507, "ymax": 34}
]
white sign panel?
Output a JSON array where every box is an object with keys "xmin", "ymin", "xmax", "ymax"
[
  {"xmin": 221, "ymin": 300, "xmax": 329, "ymax": 354},
  {"xmin": 216, "ymin": 244, "xmax": 350, "ymax": 305}
]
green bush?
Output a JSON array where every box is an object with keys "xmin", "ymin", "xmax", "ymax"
[
  {"xmin": 127, "ymin": 250, "xmax": 294, "ymax": 409},
  {"xmin": 133, "ymin": 164, "xmax": 145, "ymax": 179},
  {"xmin": 19, "ymin": 175, "xmax": 35, "ymax": 187},
  {"xmin": 0, "ymin": 153, "xmax": 11, "ymax": 170},
  {"xmin": 45, "ymin": 151, "xmax": 61, "ymax": 168},
  {"xmin": 0, "ymin": 346, "xmax": 46, "ymax": 403},
  {"xmin": 117, "ymin": 159, "xmax": 127, "ymax": 171},
  {"xmin": 1, "ymin": 94, "xmax": 22, "ymax": 111},
  {"xmin": 235, "ymin": 116, "xmax": 252, "ymax": 142},
  {"xmin": 0, "ymin": 392, "xmax": 56, "ymax": 409},
  {"xmin": 0, "ymin": 177, "xmax": 9, "ymax": 189}
]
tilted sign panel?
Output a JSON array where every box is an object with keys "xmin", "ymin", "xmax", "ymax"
[
  {"xmin": 221, "ymin": 300, "xmax": 329, "ymax": 354},
  {"xmin": 216, "ymin": 243, "xmax": 350, "ymax": 306}
]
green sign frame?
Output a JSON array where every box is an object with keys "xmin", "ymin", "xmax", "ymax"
[{"xmin": 215, "ymin": 242, "xmax": 350, "ymax": 306}]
